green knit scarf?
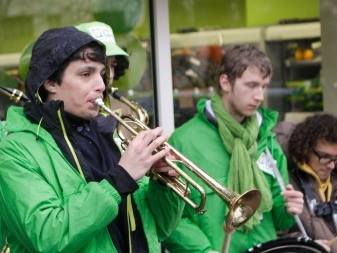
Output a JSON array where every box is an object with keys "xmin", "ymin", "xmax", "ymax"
[{"xmin": 211, "ymin": 94, "xmax": 272, "ymax": 230}]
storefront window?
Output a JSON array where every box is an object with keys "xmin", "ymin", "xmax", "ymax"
[
  {"xmin": 0, "ymin": 0, "xmax": 157, "ymax": 127},
  {"xmin": 169, "ymin": 0, "xmax": 320, "ymax": 127}
]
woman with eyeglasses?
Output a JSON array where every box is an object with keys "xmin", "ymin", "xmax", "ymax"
[{"xmin": 288, "ymin": 113, "xmax": 337, "ymax": 252}]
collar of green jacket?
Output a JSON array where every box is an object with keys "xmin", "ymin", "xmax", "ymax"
[
  {"xmin": 6, "ymin": 106, "xmax": 38, "ymax": 133},
  {"xmin": 257, "ymin": 107, "xmax": 278, "ymax": 139},
  {"xmin": 5, "ymin": 106, "xmax": 57, "ymax": 146}
]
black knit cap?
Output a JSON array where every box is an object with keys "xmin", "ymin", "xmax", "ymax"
[{"xmin": 25, "ymin": 26, "xmax": 104, "ymax": 102}]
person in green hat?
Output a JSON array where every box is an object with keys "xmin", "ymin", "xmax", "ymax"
[
  {"xmin": 76, "ymin": 21, "xmax": 129, "ymax": 85},
  {"xmin": 18, "ymin": 21, "xmax": 129, "ymax": 85}
]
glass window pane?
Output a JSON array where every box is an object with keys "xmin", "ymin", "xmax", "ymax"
[{"xmin": 169, "ymin": 0, "xmax": 320, "ymax": 127}]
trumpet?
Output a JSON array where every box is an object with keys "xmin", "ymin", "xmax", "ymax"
[
  {"xmin": 109, "ymin": 87, "xmax": 149, "ymax": 126},
  {"xmin": 0, "ymin": 86, "xmax": 29, "ymax": 104},
  {"xmin": 96, "ymin": 90, "xmax": 261, "ymax": 231}
]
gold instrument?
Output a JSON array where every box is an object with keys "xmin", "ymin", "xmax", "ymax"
[
  {"xmin": 109, "ymin": 87, "xmax": 149, "ymax": 126},
  {"xmin": 1, "ymin": 243, "xmax": 9, "ymax": 253},
  {"xmin": 0, "ymin": 87, "xmax": 28, "ymax": 104},
  {"xmin": 96, "ymin": 90, "xmax": 261, "ymax": 232}
]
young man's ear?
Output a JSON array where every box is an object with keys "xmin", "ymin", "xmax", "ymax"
[
  {"xmin": 43, "ymin": 80, "xmax": 58, "ymax": 94},
  {"xmin": 219, "ymin": 74, "xmax": 231, "ymax": 93}
]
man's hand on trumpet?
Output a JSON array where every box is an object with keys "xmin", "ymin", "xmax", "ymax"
[
  {"xmin": 118, "ymin": 127, "xmax": 170, "ymax": 180},
  {"xmin": 151, "ymin": 151, "xmax": 180, "ymax": 177}
]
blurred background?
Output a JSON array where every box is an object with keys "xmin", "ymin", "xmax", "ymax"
[{"xmin": 1, "ymin": 0, "xmax": 336, "ymax": 130}]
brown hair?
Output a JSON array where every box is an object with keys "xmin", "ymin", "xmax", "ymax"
[{"xmin": 216, "ymin": 44, "xmax": 272, "ymax": 89}]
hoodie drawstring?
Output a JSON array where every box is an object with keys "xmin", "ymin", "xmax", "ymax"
[{"xmin": 57, "ymin": 109, "xmax": 85, "ymax": 180}]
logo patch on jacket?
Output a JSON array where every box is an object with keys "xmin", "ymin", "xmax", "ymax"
[{"xmin": 256, "ymin": 150, "xmax": 277, "ymax": 177}]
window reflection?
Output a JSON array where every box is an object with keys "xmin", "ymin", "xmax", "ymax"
[{"xmin": 169, "ymin": 0, "xmax": 320, "ymax": 127}]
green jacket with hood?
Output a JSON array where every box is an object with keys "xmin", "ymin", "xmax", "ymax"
[
  {"xmin": 163, "ymin": 99, "xmax": 295, "ymax": 253},
  {"xmin": 0, "ymin": 121, "xmax": 5, "ymax": 140},
  {"xmin": 0, "ymin": 106, "xmax": 184, "ymax": 253},
  {"xmin": 0, "ymin": 120, "xmax": 6, "ymax": 251}
]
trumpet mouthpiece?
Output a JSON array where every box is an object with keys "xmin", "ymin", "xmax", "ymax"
[{"xmin": 95, "ymin": 98, "xmax": 104, "ymax": 106}]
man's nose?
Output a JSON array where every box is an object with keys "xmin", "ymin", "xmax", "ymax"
[
  {"xmin": 326, "ymin": 160, "xmax": 336, "ymax": 169},
  {"xmin": 254, "ymin": 88, "xmax": 264, "ymax": 102},
  {"xmin": 96, "ymin": 75, "xmax": 106, "ymax": 93}
]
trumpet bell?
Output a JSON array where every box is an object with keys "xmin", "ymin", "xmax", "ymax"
[{"xmin": 225, "ymin": 189, "xmax": 261, "ymax": 232}]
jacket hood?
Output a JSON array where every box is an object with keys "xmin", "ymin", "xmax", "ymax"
[{"xmin": 25, "ymin": 26, "xmax": 103, "ymax": 103}]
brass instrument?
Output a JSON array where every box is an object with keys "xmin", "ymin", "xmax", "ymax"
[
  {"xmin": 1, "ymin": 242, "xmax": 9, "ymax": 253},
  {"xmin": 96, "ymin": 91, "xmax": 262, "ymax": 232},
  {"xmin": 109, "ymin": 87, "xmax": 149, "ymax": 126},
  {"xmin": 0, "ymin": 87, "xmax": 28, "ymax": 104}
]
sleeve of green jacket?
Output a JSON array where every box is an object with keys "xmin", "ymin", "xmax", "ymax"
[
  {"xmin": 147, "ymin": 179, "xmax": 185, "ymax": 241},
  {"xmin": 0, "ymin": 156, "xmax": 121, "ymax": 253},
  {"xmin": 162, "ymin": 213, "xmax": 214, "ymax": 252},
  {"xmin": 0, "ymin": 121, "xmax": 5, "ymax": 141}
]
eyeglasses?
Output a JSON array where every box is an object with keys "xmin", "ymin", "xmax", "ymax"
[{"xmin": 312, "ymin": 149, "xmax": 337, "ymax": 165}]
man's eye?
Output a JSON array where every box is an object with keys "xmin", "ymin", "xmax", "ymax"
[
  {"xmin": 81, "ymin": 72, "xmax": 90, "ymax": 77},
  {"xmin": 323, "ymin": 156, "xmax": 336, "ymax": 160},
  {"xmin": 246, "ymin": 83, "xmax": 257, "ymax": 88}
]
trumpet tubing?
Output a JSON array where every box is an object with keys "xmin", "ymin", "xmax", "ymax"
[
  {"xmin": 96, "ymin": 98, "xmax": 208, "ymax": 213},
  {"xmin": 110, "ymin": 88, "xmax": 149, "ymax": 125},
  {"xmin": 96, "ymin": 96, "xmax": 261, "ymax": 229}
]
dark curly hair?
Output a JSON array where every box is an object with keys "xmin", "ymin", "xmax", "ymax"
[{"xmin": 288, "ymin": 114, "xmax": 337, "ymax": 164}]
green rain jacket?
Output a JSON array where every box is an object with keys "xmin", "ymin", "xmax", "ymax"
[
  {"xmin": 0, "ymin": 121, "xmax": 5, "ymax": 140},
  {"xmin": 164, "ymin": 99, "xmax": 295, "ymax": 253},
  {"xmin": 0, "ymin": 121, "xmax": 6, "ymax": 251},
  {"xmin": 0, "ymin": 106, "xmax": 184, "ymax": 253}
]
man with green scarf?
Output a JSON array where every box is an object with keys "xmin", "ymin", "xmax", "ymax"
[{"xmin": 163, "ymin": 44, "xmax": 304, "ymax": 253}]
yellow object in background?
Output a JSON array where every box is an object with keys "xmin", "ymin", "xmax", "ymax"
[
  {"xmin": 294, "ymin": 47, "xmax": 314, "ymax": 61},
  {"xmin": 303, "ymin": 48, "xmax": 314, "ymax": 60},
  {"xmin": 295, "ymin": 48, "xmax": 304, "ymax": 61}
]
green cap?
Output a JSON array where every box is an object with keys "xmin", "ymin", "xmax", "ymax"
[{"xmin": 76, "ymin": 21, "xmax": 128, "ymax": 57}]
